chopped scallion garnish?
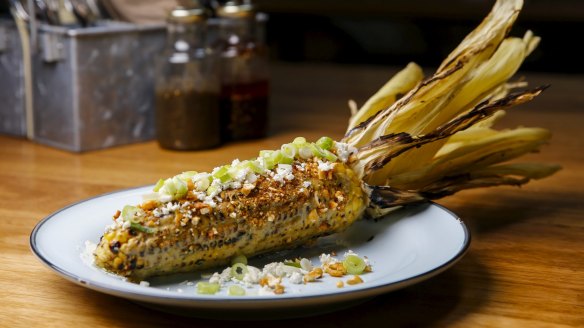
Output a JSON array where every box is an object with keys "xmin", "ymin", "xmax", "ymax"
[
  {"xmin": 342, "ymin": 255, "xmax": 367, "ymax": 275},
  {"xmin": 153, "ymin": 179, "xmax": 164, "ymax": 192},
  {"xmin": 230, "ymin": 263, "xmax": 248, "ymax": 280},
  {"xmin": 231, "ymin": 254, "xmax": 248, "ymax": 265},
  {"xmin": 196, "ymin": 282, "xmax": 220, "ymax": 295},
  {"xmin": 316, "ymin": 136, "xmax": 333, "ymax": 150},
  {"xmin": 130, "ymin": 222, "xmax": 155, "ymax": 234},
  {"xmin": 228, "ymin": 285, "xmax": 246, "ymax": 296}
]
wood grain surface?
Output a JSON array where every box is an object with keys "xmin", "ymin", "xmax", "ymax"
[{"xmin": 0, "ymin": 63, "xmax": 582, "ymax": 327}]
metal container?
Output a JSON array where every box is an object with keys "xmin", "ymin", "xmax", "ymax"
[
  {"xmin": 31, "ymin": 22, "xmax": 165, "ymax": 151},
  {"xmin": 0, "ymin": 18, "xmax": 26, "ymax": 137}
]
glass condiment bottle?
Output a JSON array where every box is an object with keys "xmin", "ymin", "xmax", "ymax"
[
  {"xmin": 155, "ymin": 4, "xmax": 221, "ymax": 150},
  {"xmin": 215, "ymin": 0, "xmax": 270, "ymax": 141}
]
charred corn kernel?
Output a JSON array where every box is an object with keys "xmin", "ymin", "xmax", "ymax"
[
  {"xmin": 140, "ymin": 200, "xmax": 158, "ymax": 211},
  {"xmin": 303, "ymin": 267, "xmax": 324, "ymax": 283},
  {"xmin": 104, "ymin": 231, "xmax": 115, "ymax": 242},
  {"xmin": 346, "ymin": 275, "xmax": 364, "ymax": 285},
  {"xmin": 116, "ymin": 232, "xmax": 129, "ymax": 243},
  {"xmin": 113, "ymin": 257, "xmax": 123, "ymax": 268},
  {"xmin": 274, "ymin": 284, "xmax": 285, "ymax": 295},
  {"xmin": 336, "ymin": 281, "xmax": 344, "ymax": 288},
  {"xmin": 325, "ymin": 263, "xmax": 347, "ymax": 277}
]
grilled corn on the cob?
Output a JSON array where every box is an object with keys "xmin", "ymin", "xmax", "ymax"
[
  {"xmin": 94, "ymin": 0, "xmax": 560, "ymax": 280},
  {"xmin": 95, "ymin": 148, "xmax": 367, "ymax": 280}
]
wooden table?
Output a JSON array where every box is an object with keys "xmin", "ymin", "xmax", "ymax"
[{"xmin": 1, "ymin": 63, "xmax": 582, "ymax": 327}]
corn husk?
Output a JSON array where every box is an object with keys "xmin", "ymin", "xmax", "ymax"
[{"xmin": 344, "ymin": 0, "xmax": 560, "ymax": 210}]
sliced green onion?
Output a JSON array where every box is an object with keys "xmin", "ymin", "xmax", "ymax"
[
  {"xmin": 153, "ymin": 179, "xmax": 165, "ymax": 192},
  {"xmin": 243, "ymin": 160, "xmax": 265, "ymax": 174},
  {"xmin": 231, "ymin": 254, "xmax": 248, "ymax": 265},
  {"xmin": 316, "ymin": 136, "xmax": 334, "ymax": 150},
  {"xmin": 259, "ymin": 150, "xmax": 274, "ymax": 158},
  {"xmin": 213, "ymin": 165, "xmax": 232, "ymax": 183},
  {"xmin": 342, "ymin": 255, "xmax": 367, "ymax": 275},
  {"xmin": 280, "ymin": 155, "xmax": 294, "ymax": 164},
  {"xmin": 309, "ymin": 143, "xmax": 326, "ymax": 157},
  {"xmin": 172, "ymin": 176, "xmax": 188, "ymax": 198},
  {"xmin": 194, "ymin": 174, "xmax": 211, "ymax": 191},
  {"xmin": 281, "ymin": 143, "xmax": 297, "ymax": 159},
  {"xmin": 228, "ymin": 285, "xmax": 246, "ymax": 296},
  {"xmin": 130, "ymin": 222, "xmax": 155, "ymax": 234},
  {"xmin": 206, "ymin": 184, "xmax": 220, "ymax": 196},
  {"xmin": 270, "ymin": 150, "xmax": 294, "ymax": 165},
  {"xmin": 162, "ymin": 178, "xmax": 176, "ymax": 195},
  {"xmin": 321, "ymin": 149, "xmax": 338, "ymax": 162},
  {"xmin": 284, "ymin": 261, "xmax": 301, "ymax": 268},
  {"xmin": 261, "ymin": 155, "xmax": 276, "ymax": 170},
  {"xmin": 196, "ymin": 282, "xmax": 220, "ymax": 295},
  {"xmin": 122, "ymin": 205, "xmax": 142, "ymax": 223},
  {"xmin": 178, "ymin": 171, "xmax": 197, "ymax": 180},
  {"xmin": 230, "ymin": 263, "xmax": 248, "ymax": 280},
  {"xmin": 292, "ymin": 137, "xmax": 306, "ymax": 145},
  {"xmin": 298, "ymin": 146, "xmax": 313, "ymax": 159}
]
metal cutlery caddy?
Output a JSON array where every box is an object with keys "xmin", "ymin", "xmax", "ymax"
[
  {"xmin": 0, "ymin": 18, "xmax": 166, "ymax": 151},
  {"xmin": 0, "ymin": 19, "xmax": 26, "ymax": 137}
]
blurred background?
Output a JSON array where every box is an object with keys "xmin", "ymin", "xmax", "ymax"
[
  {"xmin": 252, "ymin": 0, "xmax": 584, "ymax": 73},
  {"xmin": 1, "ymin": 0, "xmax": 582, "ymax": 73}
]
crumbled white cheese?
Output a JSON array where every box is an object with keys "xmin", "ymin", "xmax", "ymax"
[
  {"xmin": 199, "ymin": 251, "xmax": 370, "ymax": 296},
  {"xmin": 234, "ymin": 166, "xmax": 249, "ymax": 181},
  {"xmin": 262, "ymin": 262, "xmax": 303, "ymax": 278},
  {"xmin": 245, "ymin": 172, "xmax": 258, "ymax": 184},
  {"xmin": 300, "ymin": 258, "xmax": 313, "ymax": 271},
  {"xmin": 264, "ymin": 274, "xmax": 281, "ymax": 288},
  {"xmin": 241, "ymin": 266, "xmax": 262, "ymax": 286},
  {"xmin": 80, "ymin": 240, "xmax": 97, "ymax": 266},
  {"xmin": 303, "ymin": 181, "xmax": 312, "ymax": 188},
  {"xmin": 203, "ymin": 196, "xmax": 217, "ymax": 208},
  {"xmin": 209, "ymin": 267, "xmax": 232, "ymax": 286},
  {"xmin": 139, "ymin": 281, "xmax": 150, "ymax": 287},
  {"xmin": 317, "ymin": 160, "xmax": 335, "ymax": 172},
  {"xmin": 272, "ymin": 164, "xmax": 294, "ymax": 184},
  {"xmin": 258, "ymin": 285, "xmax": 274, "ymax": 296},
  {"xmin": 333, "ymin": 142, "xmax": 357, "ymax": 163},
  {"xmin": 319, "ymin": 253, "xmax": 339, "ymax": 266},
  {"xmin": 228, "ymin": 181, "xmax": 242, "ymax": 189},
  {"xmin": 289, "ymin": 271, "xmax": 303, "ymax": 284}
]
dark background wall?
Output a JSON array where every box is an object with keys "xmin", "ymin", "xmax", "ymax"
[
  {"xmin": 255, "ymin": 0, "xmax": 584, "ymax": 73},
  {"xmin": 2, "ymin": 0, "xmax": 582, "ymax": 73}
]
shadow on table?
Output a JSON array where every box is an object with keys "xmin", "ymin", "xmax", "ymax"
[{"xmin": 442, "ymin": 189, "xmax": 569, "ymax": 235}]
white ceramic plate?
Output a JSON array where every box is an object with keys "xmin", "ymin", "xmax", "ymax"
[{"xmin": 30, "ymin": 186, "xmax": 470, "ymax": 319}]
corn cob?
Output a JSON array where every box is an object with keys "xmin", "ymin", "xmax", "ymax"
[
  {"xmin": 94, "ymin": 144, "xmax": 367, "ymax": 281},
  {"xmin": 94, "ymin": 0, "xmax": 560, "ymax": 280}
]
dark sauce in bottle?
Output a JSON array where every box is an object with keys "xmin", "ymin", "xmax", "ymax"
[
  {"xmin": 156, "ymin": 89, "xmax": 221, "ymax": 150},
  {"xmin": 220, "ymin": 79, "xmax": 269, "ymax": 141}
]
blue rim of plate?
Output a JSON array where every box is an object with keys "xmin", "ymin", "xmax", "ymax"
[{"xmin": 30, "ymin": 186, "xmax": 471, "ymax": 309}]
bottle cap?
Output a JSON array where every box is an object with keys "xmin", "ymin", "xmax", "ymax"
[
  {"xmin": 168, "ymin": 2, "xmax": 207, "ymax": 23},
  {"xmin": 216, "ymin": 0, "xmax": 255, "ymax": 18}
]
